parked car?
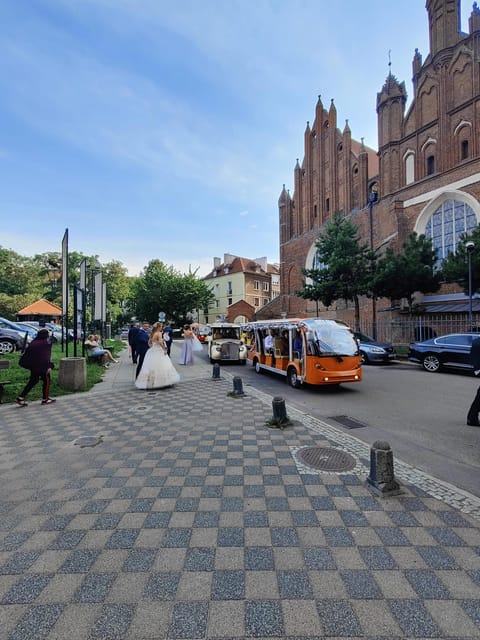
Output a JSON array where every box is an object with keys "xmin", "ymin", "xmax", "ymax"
[
  {"xmin": 0, "ymin": 327, "xmax": 27, "ymax": 353},
  {"xmin": 0, "ymin": 318, "xmax": 35, "ymax": 344},
  {"xmin": 353, "ymin": 332, "xmax": 397, "ymax": 364},
  {"xmin": 408, "ymin": 332, "xmax": 480, "ymax": 373},
  {"xmin": 196, "ymin": 326, "xmax": 211, "ymax": 343}
]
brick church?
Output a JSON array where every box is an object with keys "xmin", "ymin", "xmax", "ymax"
[{"xmin": 261, "ymin": 0, "xmax": 480, "ymax": 334}]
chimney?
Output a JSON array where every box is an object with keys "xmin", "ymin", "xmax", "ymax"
[
  {"xmin": 213, "ymin": 257, "xmax": 221, "ymax": 269},
  {"xmin": 254, "ymin": 256, "xmax": 268, "ymax": 271}
]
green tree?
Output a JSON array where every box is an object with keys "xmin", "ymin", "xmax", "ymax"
[
  {"xmin": 133, "ymin": 260, "xmax": 214, "ymax": 326},
  {"xmin": 440, "ymin": 226, "xmax": 480, "ymax": 294},
  {"xmin": 299, "ymin": 213, "xmax": 373, "ymax": 331},
  {"xmin": 373, "ymin": 232, "xmax": 441, "ymax": 313}
]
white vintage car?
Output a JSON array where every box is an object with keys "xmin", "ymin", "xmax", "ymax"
[{"xmin": 207, "ymin": 322, "xmax": 248, "ymax": 364}]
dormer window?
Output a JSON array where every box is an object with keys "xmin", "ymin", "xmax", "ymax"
[
  {"xmin": 212, "ymin": 270, "xmax": 217, "ymax": 277},
  {"xmin": 224, "ymin": 267, "xmax": 229, "ymax": 274}
]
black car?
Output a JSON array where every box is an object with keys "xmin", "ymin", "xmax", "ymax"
[
  {"xmin": 408, "ymin": 332, "xmax": 480, "ymax": 373},
  {"xmin": 353, "ymin": 332, "xmax": 397, "ymax": 364}
]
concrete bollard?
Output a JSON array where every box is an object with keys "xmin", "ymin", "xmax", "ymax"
[
  {"xmin": 272, "ymin": 396, "xmax": 288, "ymax": 422},
  {"xmin": 58, "ymin": 357, "xmax": 87, "ymax": 391},
  {"xmin": 212, "ymin": 363, "xmax": 221, "ymax": 379},
  {"xmin": 366, "ymin": 440, "xmax": 402, "ymax": 497},
  {"xmin": 232, "ymin": 376, "xmax": 245, "ymax": 396}
]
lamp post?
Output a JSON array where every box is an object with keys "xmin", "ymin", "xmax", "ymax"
[
  {"xmin": 368, "ymin": 185, "xmax": 378, "ymax": 339},
  {"xmin": 466, "ymin": 241, "xmax": 475, "ymax": 331}
]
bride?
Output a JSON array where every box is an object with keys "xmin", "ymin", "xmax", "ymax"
[{"xmin": 135, "ymin": 322, "xmax": 180, "ymax": 389}]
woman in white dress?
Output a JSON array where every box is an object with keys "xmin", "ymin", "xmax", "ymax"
[{"xmin": 135, "ymin": 323, "xmax": 180, "ymax": 389}]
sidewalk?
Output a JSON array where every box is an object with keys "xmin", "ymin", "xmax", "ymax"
[{"xmin": 0, "ymin": 342, "xmax": 479, "ymax": 639}]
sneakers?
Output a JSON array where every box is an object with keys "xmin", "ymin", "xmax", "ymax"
[
  {"xmin": 16, "ymin": 397, "xmax": 27, "ymax": 407},
  {"xmin": 41, "ymin": 398, "xmax": 56, "ymax": 405}
]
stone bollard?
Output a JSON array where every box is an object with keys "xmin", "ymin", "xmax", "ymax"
[
  {"xmin": 272, "ymin": 396, "xmax": 288, "ymax": 423},
  {"xmin": 232, "ymin": 376, "xmax": 245, "ymax": 396},
  {"xmin": 366, "ymin": 441, "xmax": 402, "ymax": 497},
  {"xmin": 58, "ymin": 357, "xmax": 87, "ymax": 391},
  {"xmin": 212, "ymin": 363, "xmax": 221, "ymax": 380}
]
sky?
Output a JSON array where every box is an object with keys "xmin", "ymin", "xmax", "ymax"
[{"xmin": 0, "ymin": 0, "xmax": 474, "ymax": 278}]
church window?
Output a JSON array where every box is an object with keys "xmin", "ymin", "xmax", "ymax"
[
  {"xmin": 461, "ymin": 140, "xmax": 469, "ymax": 160},
  {"xmin": 314, "ymin": 204, "xmax": 317, "ymax": 218},
  {"xmin": 405, "ymin": 153, "xmax": 415, "ymax": 185},
  {"xmin": 426, "ymin": 155, "xmax": 435, "ymax": 175},
  {"xmin": 424, "ymin": 199, "xmax": 477, "ymax": 264},
  {"xmin": 326, "ymin": 198, "xmax": 330, "ymax": 212}
]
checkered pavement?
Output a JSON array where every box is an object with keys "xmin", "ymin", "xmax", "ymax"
[{"xmin": 0, "ymin": 350, "xmax": 479, "ymax": 639}]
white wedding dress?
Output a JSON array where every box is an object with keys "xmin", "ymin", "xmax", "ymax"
[{"xmin": 135, "ymin": 343, "xmax": 180, "ymax": 389}]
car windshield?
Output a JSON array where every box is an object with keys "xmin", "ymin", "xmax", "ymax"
[
  {"xmin": 212, "ymin": 327, "xmax": 240, "ymax": 339},
  {"xmin": 303, "ymin": 319, "xmax": 358, "ymax": 356}
]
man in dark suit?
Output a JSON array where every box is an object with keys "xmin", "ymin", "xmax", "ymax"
[
  {"xmin": 127, "ymin": 322, "xmax": 140, "ymax": 364},
  {"xmin": 467, "ymin": 336, "xmax": 480, "ymax": 426},
  {"xmin": 162, "ymin": 322, "xmax": 173, "ymax": 357},
  {"xmin": 135, "ymin": 322, "xmax": 151, "ymax": 379}
]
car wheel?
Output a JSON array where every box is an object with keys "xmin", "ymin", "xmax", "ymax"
[
  {"xmin": 359, "ymin": 350, "xmax": 368, "ymax": 365},
  {"xmin": 254, "ymin": 358, "xmax": 262, "ymax": 374},
  {"xmin": 0, "ymin": 339, "xmax": 15, "ymax": 353},
  {"xmin": 287, "ymin": 366, "xmax": 301, "ymax": 388},
  {"xmin": 422, "ymin": 353, "xmax": 441, "ymax": 373}
]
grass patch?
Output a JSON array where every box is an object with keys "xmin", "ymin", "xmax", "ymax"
[{"xmin": 0, "ymin": 340, "xmax": 124, "ymax": 405}]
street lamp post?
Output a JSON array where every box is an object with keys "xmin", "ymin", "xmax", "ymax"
[
  {"xmin": 466, "ymin": 241, "xmax": 475, "ymax": 331},
  {"xmin": 368, "ymin": 185, "xmax": 379, "ymax": 339}
]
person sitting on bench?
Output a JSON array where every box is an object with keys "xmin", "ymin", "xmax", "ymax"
[{"xmin": 84, "ymin": 335, "xmax": 117, "ymax": 366}]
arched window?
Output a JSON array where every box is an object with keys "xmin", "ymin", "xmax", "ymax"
[
  {"xmin": 424, "ymin": 199, "xmax": 477, "ymax": 263},
  {"xmin": 461, "ymin": 139, "xmax": 469, "ymax": 160},
  {"xmin": 426, "ymin": 155, "xmax": 435, "ymax": 175},
  {"xmin": 405, "ymin": 152, "xmax": 415, "ymax": 185}
]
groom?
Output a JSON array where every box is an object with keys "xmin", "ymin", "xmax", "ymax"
[{"xmin": 134, "ymin": 321, "xmax": 150, "ymax": 379}]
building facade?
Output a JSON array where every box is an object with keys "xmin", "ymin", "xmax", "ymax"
[
  {"xmin": 261, "ymin": 0, "xmax": 480, "ymax": 334},
  {"xmin": 200, "ymin": 254, "xmax": 280, "ymax": 324}
]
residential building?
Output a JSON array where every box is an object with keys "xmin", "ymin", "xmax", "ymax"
[
  {"xmin": 200, "ymin": 254, "xmax": 280, "ymax": 324},
  {"xmin": 260, "ymin": 0, "xmax": 480, "ymax": 336}
]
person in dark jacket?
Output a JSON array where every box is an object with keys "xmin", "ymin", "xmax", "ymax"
[
  {"xmin": 128, "ymin": 322, "xmax": 140, "ymax": 364},
  {"xmin": 467, "ymin": 336, "xmax": 480, "ymax": 426},
  {"xmin": 16, "ymin": 328, "xmax": 56, "ymax": 407},
  {"xmin": 135, "ymin": 321, "xmax": 151, "ymax": 379}
]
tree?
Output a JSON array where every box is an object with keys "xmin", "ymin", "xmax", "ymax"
[
  {"xmin": 133, "ymin": 260, "xmax": 214, "ymax": 326},
  {"xmin": 298, "ymin": 213, "xmax": 374, "ymax": 331},
  {"xmin": 440, "ymin": 226, "xmax": 480, "ymax": 294},
  {"xmin": 373, "ymin": 232, "xmax": 442, "ymax": 313}
]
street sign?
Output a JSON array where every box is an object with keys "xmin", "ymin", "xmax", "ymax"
[{"xmin": 158, "ymin": 311, "xmax": 166, "ymax": 322}]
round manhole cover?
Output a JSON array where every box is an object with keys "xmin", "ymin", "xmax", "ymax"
[{"xmin": 297, "ymin": 446, "xmax": 356, "ymax": 472}]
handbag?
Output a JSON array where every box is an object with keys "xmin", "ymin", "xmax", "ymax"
[{"xmin": 18, "ymin": 350, "xmax": 31, "ymax": 369}]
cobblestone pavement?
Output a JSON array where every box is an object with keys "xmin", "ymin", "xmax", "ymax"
[{"xmin": 0, "ymin": 343, "xmax": 479, "ymax": 639}]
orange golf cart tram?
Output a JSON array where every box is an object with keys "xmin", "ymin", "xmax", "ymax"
[{"xmin": 242, "ymin": 317, "xmax": 362, "ymax": 388}]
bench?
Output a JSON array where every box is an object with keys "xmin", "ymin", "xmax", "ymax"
[
  {"xmin": 0, "ymin": 360, "xmax": 12, "ymax": 403},
  {"xmin": 85, "ymin": 351, "xmax": 104, "ymax": 365}
]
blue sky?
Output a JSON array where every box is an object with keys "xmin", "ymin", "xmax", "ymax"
[{"xmin": 0, "ymin": 1, "xmax": 473, "ymax": 277}]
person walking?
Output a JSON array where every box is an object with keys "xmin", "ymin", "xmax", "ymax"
[
  {"xmin": 467, "ymin": 335, "xmax": 480, "ymax": 426},
  {"xmin": 128, "ymin": 322, "xmax": 140, "ymax": 364},
  {"xmin": 134, "ymin": 321, "xmax": 151, "ymax": 378},
  {"xmin": 162, "ymin": 322, "xmax": 174, "ymax": 357},
  {"xmin": 178, "ymin": 324, "xmax": 194, "ymax": 365},
  {"xmin": 16, "ymin": 328, "xmax": 56, "ymax": 407}
]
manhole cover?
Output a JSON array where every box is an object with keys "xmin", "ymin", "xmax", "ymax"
[
  {"xmin": 73, "ymin": 435, "xmax": 103, "ymax": 448},
  {"xmin": 297, "ymin": 446, "xmax": 356, "ymax": 472}
]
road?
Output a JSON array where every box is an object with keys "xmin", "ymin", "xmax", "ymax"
[{"xmin": 200, "ymin": 350, "xmax": 480, "ymax": 498}]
